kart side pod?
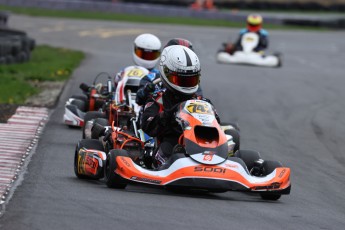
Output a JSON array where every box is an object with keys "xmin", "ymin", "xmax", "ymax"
[{"xmin": 77, "ymin": 148, "xmax": 106, "ymax": 179}]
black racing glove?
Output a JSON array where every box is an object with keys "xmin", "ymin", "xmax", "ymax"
[
  {"xmin": 159, "ymin": 104, "xmax": 179, "ymax": 125},
  {"xmin": 144, "ymin": 83, "xmax": 155, "ymax": 94}
]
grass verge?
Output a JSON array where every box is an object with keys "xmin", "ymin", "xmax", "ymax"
[
  {"xmin": 0, "ymin": 4, "xmax": 327, "ymax": 30},
  {"xmin": 0, "ymin": 45, "xmax": 84, "ymax": 104}
]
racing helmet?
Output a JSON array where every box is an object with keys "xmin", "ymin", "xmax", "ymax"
[
  {"xmin": 133, "ymin": 33, "xmax": 161, "ymax": 70},
  {"xmin": 247, "ymin": 14, "xmax": 263, "ymax": 32},
  {"xmin": 164, "ymin": 38, "xmax": 194, "ymax": 51},
  {"xmin": 159, "ymin": 45, "xmax": 200, "ymax": 95}
]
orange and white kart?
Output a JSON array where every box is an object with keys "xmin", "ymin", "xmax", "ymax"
[{"xmin": 74, "ymin": 99, "xmax": 290, "ymax": 201}]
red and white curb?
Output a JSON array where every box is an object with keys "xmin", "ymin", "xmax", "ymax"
[{"xmin": 0, "ymin": 106, "xmax": 48, "ymax": 207}]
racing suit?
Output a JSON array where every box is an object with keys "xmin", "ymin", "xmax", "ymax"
[
  {"xmin": 141, "ymin": 89, "xmax": 218, "ymax": 164},
  {"xmin": 234, "ymin": 28, "xmax": 269, "ymax": 52}
]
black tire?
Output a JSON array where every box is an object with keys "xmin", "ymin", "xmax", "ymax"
[
  {"xmin": 15, "ymin": 51, "xmax": 28, "ymax": 63},
  {"xmin": 224, "ymin": 129, "xmax": 240, "ymax": 154},
  {"xmin": 5, "ymin": 55, "xmax": 14, "ymax": 64},
  {"xmin": 74, "ymin": 139, "xmax": 104, "ymax": 179},
  {"xmin": 260, "ymin": 160, "xmax": 283, "ymax": 201},
  {"xmin": 0, "ymin": 56, "xmax": 5, "ymax": 64},
  {"xmin": 91, "ymin": 118, "xmax": 109, "ymax": 139},
  {"xmin": 262, "ymin": 160, "xmax": 283, "ymax": 176},
  {"xmin": 82, "ymin": 111, "xmax": 106, "ymax": 139},
  {"xmin": 221, "ymin": 122, "xmax": 240, "ymax": 132},
  {"xmin": 71, "ymin": 94, "xmax": 88, "ymax": 104},
  {"xmin": 104, "ymin": 149, "xmax": 128, "ymax": 189},
  {"xmin": 234, "ymin": 150, "xmax": 261, "ymax": 172},
  {"xmin": 70, "ymin": 99, "xmax": 86, "ymax": 112}
]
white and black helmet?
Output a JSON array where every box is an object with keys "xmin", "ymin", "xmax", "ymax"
[
  {"xmin": 133, "ymin": 33, "xmax": 161, "ymax": 70},
  {"xmin": 159, "ymin": 45, "xmax": 200, "ymax": 95}
]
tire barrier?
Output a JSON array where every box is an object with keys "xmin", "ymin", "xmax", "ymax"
[
  {"xmin": 0, "ymin": 13, "xmax": 36, "ymax": 65},
  {"xmin": 122, "ymin": 0, "xmax": 345, "ymax": 12},
  {"xmin": 0, "ymin": 0, "xmax": 343, "ymax": 29},
  {"xmin": 0, "ymin": 11, "xmax": 9, "ymax": 26}
]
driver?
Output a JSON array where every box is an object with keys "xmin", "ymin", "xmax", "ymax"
[
  {"xmin": 135, "ymin": 38, "xmax": 203, "ymax": 106},
  {"xmin": 141, "ymin": 45, "xmax": 217, "ymax": 166},
  {"xmin": 227, "ymin": 14, "xmax": 268, "ymax": 54},
  {"xmin": 114, "ymin": 33, "xmax": 162, "ymax": 90}
]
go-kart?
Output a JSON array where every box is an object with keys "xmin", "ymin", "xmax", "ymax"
[
  {"xmin": 74, "ymin": 99, "xmax": 290, "ymax": 201},
  {"xmin": 64, "ymin": 65, "xmax": 149, "ymax": 129},
  {"xmin": 63, "ymin": 72, "xmax": 114, "ymax": 127},
  {"xmin": 82, "ymin": 65, "xmax": 149, "ymax": 139},
  {"xmin": 216, "ymin": 32, "xmax": 282, "ymax": 68}
]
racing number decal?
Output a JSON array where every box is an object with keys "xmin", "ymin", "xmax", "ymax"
[
  {"xmin": 186, "ymin": 102, "xmax": 211, "ymax": 114},
  {"xmin": 127, "ymin": 68, "xmax": 145, "ymax": 78}
]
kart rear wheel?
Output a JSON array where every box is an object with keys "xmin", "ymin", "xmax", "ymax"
[
  {"xmin": 260, "ymin": 160, "xmax": 283, "ymax": 201},
  {"xmin": 70, "ymin": 99, "xmax": 86, "ymax": 112},
  {"xmin": 91, "ymin": 118, "xmax": 109, "ymax": 139},
  {"xmin": 234, "ymin": 150, "xmax": 261, "ymax": 172},
  {"xmin": 224, "ymin": 129, "xmax": 240, "ymax": 154},
  {"xmin": 71, "ymin": 94, "xmax": 88, "ymax": 104},
  {"xmin": 82, "ymin": 111, "xmax": 106, "ymax": 139},
  {"xmin": 74, "ymin": 139, "xmax": 104, "ymax": 179},
  {"xmin": 105, "ymin": 149, "xmax": 128, "ymax": 189}
]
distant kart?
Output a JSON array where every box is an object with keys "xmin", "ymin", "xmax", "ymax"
[
  {"xmin": 74, "ymin": 99, "xmax": 290, "ymax": 201},
  {"xmin": 63, "ymin": 72, "xmax": 113, "ymax": 127},
  {"xmin": 82, "ymin": 65, "xmax": 149, "ymax": 139},
  {"xmin": 63, "ymin": 66, "xmax": 149, "ymax": 129},
  {"xmin": 216, "ymin": 32, "xmax": 282, "ymax": 68}
]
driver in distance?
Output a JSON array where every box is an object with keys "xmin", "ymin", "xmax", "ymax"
[{"xmin": 225, "ymin": 14, "xmax": 269, "ymax": 54}]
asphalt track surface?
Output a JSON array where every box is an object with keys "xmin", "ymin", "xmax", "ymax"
[{"xmin": 1, "ymin": 15, "xmax": 345, "ymax": 230}]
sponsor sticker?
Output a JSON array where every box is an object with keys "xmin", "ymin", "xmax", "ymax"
[{"xmin": 203, "ymin": 154, "xmax": 214, "ymax": 161}]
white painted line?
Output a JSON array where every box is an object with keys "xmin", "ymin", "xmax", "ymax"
[
  {"xmin": 0, "ymin": 124, "xmax": 38, "ymax": 128},
  {"xmin": 0, "ymin": 159, "xmax": 21, "ymax": 164},
  {"xmin": 7, "ymin": 119, "xmax": 41, "ymax": 124},
  {"xmin": 0, "ymin": 156, "xmax": 23, "ymax": 161},
  {"xmin": 0, "ymin": 133, "xmax": 35, "ymax": 140},
  {"xmin": 0, "ymin": 146, "xmax": 27, "ymax": 151},
  {"xmin": 10, "ymin": 115, "xmax": 48, "ymax": 120},
  {"xmin": 0, "ymin": 149, "xmax": 28, "ymax": 154}
]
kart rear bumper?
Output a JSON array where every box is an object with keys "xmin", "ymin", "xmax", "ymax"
[
  {"xmin": 216, "ymin": 51, "xmax": 280, "ymax": 67},
  {"xmin": 64, "ymin": 106, "xmax": 84, "ymax": 127}
]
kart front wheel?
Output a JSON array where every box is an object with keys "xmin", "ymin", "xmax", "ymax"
[
  {"xmin": 234, "ymin": 150, "xmax": 261, "ymax": 172},
  {"xmin": 260, "ymin": 160, "xmax": 283, "ymax": 201},
  {"xmin": 224, "ymin": 129, "xmax": 240, "ymax": 154},
  {"xmin": 105, "ymin": 149, "xmax": 128, "ymax": 189},
  {"xmin": 74, "ymin": 139, "xmax": 104, "ymax": 179},
  {"xmin": 82, "ymin": 111, "xmax": 106, "ymax": 139}
]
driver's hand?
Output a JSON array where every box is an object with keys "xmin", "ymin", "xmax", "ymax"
[{"xmin": 144, "ymin": 83, "xmax": 155, "ymax": 93}]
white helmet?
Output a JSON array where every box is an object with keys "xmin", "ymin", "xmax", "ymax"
[
  {"xmin": 159, "ymin": 45, "xmax": 200, "ymax": 95},
  {"xmin": 133, "ymin": 33, "xmax": 161, "ymax": 70}
]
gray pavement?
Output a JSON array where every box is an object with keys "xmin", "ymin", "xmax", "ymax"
[{"xmin": 0, "ymin": 15, "xmax": 345, "ymax": 230}]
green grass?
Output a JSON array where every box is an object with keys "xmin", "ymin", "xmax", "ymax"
[
  {"xmin": 0, "ymin": 4, "xmax": 327, "ymax": 30},
  {"xmin": 0, "ymin": 45, "xmax": 84, "ymax": 104}
]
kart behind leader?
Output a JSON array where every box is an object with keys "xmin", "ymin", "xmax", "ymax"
[
  {"xmin": 74, "ymin": 99, "xmax": 290, "ymax": 201},
  {"xmin": 216, "ymin": 32, "xmax": 282, "ymax": 68},
  {"xmin": 64, "ymin": 65, "xmax": 149, "ymax": 128}
]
